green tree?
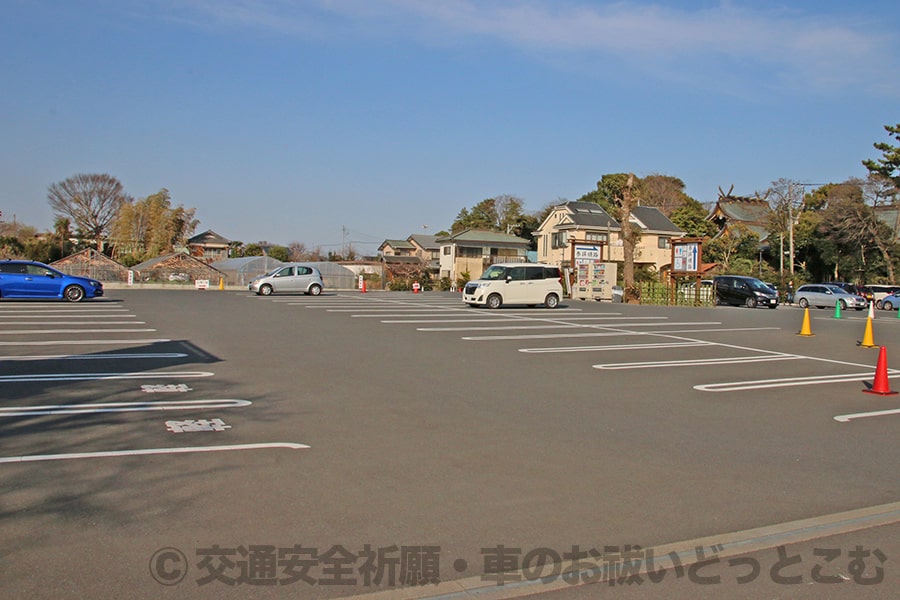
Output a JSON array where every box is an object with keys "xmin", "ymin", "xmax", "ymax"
[
  {"xmin": 48, "ymin": 173, "xmax": 130, "ymax": 250},
  {"xmin": 670, "ymin": 197, "xmax": 716, "ymax": 238},
  {"xmin": 110, "ymin": 189, "xmax": 198, "ymax": 261},
  {"xmin": 863, "ymin": 123, "xmax": 900, "ymax": 190},
  {"xmin": 243, "ymin": 243, "xmax": 264, "ymax": 257},
  {"xmin": 267, "ymin": 245, "xmax": 290, "ymax": 262}
]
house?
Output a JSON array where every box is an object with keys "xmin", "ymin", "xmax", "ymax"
[
  {"xmin": 377, "ymin": 234, "xmax": 442, "ymax": 284},
  {"xmin": 437, "ymin": 229, "xmax": 532, "ymax": 283},
  {"xmin": 187, "ymin": 230, "xmax": 231, "ymax": 263},
  {"xmin": 133, "ymin": 252, "xmax": 225, "ymax": 283},
  {"xmin": 533, "ymin": 201, "xmax": 684, "ymax": 272},
  {"xmin": 705, "ymin": 194, "xmax": 771, "ymax": 246},
  {"xmin": 378, "ymin": 239, "xmax": 416, "ymax": 257},
  {"xmin": 50, "ymin": 248, "xmax": 131, "ymax": 282}
]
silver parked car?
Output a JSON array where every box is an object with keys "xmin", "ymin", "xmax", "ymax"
[
  {"xmin": 249, "ymin": 264, "xmax": 324, "ymax": 296},
  {"xmin": 793, "ymin": 284, "xmax": 867, "ymax": 311}
]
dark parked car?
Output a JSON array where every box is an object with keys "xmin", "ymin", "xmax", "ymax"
[
  {"xmin": 713, "ymin": 275, "xmax": 779, "ymax": 308},
  {"xmin": 0, "ymin": 259, "xmax": 103, "ymax": 302}
]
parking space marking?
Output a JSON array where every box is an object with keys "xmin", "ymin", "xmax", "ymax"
[
  {"xmin": 422, "ymin": 321, "xmax": 720, "ymax": 332},
  {"xmin": 0, "ymin": 338, "xmax": 171, "ymax": 346},
  {"xmin": 594, "ymin": 354, "xmax": 803, "ymax": 369},
  {"xmin": 0, "ymin": 371, "xmax": 214, "ymax": 383},
  {"xmin": 2, "ymin": 352, "xmax": 188, "ymax": 361},
  {"xmin": 0, "ymin": 328, "xmax": 156, "ymax": 335},
  {"xmin": 834, "ymin": 408, "xmax": 900, "ymax": 422},
  {"xmin": 462, "ymin": 327, "xmax": 778, "ymax": 341},
  {"xmin": 0, "ymin": 399, "xmax": 252, "ymax": 417},
  {"xmin": 0, "ymin": 442, "xmax": 310, "ymax": 464},
  {"xmin": 520, "ymin": 341, "xmax": 712, "ymax": 353},
  {"xmin": 385, "ymin": 315, "xmax": 664, "ymax": 324},
  {"xmin": 0, "ymin": 320, "xmax": 144, "ymax": 325},
  {"xmin": 694, "ymin": 371, "xmax": 898, "ymax": 392}
]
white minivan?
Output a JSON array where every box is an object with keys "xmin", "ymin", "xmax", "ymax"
[{"xmin": 462, "ymin": 263, "xmax": 563, "ymax": 309}]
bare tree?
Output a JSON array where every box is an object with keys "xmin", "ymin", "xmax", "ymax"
[
  {"xmin": 620, "ymin": 174, "xmax": 639, "ymax": 297},
  {"xmin": 48, "ymin": 173, "xmax": 130, "ymax": 250}
]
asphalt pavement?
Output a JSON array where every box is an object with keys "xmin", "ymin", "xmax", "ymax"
[{"xmin": 1, "ymin": 289, "xmax": 897, "ymax": 599}]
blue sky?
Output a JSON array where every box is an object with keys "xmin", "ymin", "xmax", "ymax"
[{"xmin": 2, "ymin": 0, "xmax": 898, "ymax": 253}]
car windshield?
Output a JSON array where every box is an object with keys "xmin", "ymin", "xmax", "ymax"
[
  {"xmin": 747, "ymin": 279, "xmax": 773, "ymax": 293},
  {"xmin": 824, "ymin": 285, "xmax": 845, "ymax": 294},
  {"xmin": 479, "ymin": 266, "xmax": 509, "ymax": 280}
]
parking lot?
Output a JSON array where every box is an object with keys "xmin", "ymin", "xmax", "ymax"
[{"xmin": 1, "ymin": 290, "xmax": 898, "ymax": 599}]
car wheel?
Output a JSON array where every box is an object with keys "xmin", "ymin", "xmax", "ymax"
[
  {"xmin": 308, "ymin": 284, "xmax": 322, "ymax": 296},
  {"xmin": 885, "ymin": 301, "xmax": 894, "ymax": 311},
  {"xmin": 876, "ymin": 300, "xmax": 883, "ymax": 309},
  {"xmin": 839, "ymin": 299, "xmax": 847, "ymax": 310},
  {"xmin": 798, "ymin": 298, "xmax": 809, "ymax": 308},
  {"xmin": 259, "ymin": 284, "xmax": 274, "ymax": 296},
  {"xmin": 63, "ymin": 285, "xmax": 85, "ymax": 302},
  {"xmin": 486, "ymin": 293, "xmax": 502, "ymax": 309},
  {"xmin": 544, "ymin": 293, "xmax": 560, "ymax": 309},
  {"xmin": 745, "ymin": 296, "xmax": 757, "ymax": 308}
]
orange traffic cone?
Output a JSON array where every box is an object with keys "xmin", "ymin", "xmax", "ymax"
[
  {"xmin": 797, "ymin": 308, "xmax": 814, "ymax": 336},
  {"xmin": 858, "ymin": 317, "xmax": 877, "ymax": 348},
  {"xmin": 863, "ymin": 346, "xmax": 898, "ymax": 395}
]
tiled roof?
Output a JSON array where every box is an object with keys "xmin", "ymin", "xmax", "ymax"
[{"xmin": 630, "ymin": 206, "xmax": 684, "ymax": 233}]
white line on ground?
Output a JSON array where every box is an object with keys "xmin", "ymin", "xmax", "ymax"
[
  {"xmin": 519, "ymin": 341, "xmax": 711, "ymax": 353},
  {"xmin": 0, "ymin": 442, "xmax": 310, "ymax": 464},
  {"xmin": 423, "ymin": 321, "xmax": 720, "ymax": 332},
  {"xmin": 462, "ymin": 327, "xmax": 777, "ymax": 341},
  {"xmin": 0, "ymin": 338, "xmax": 171, "ymax": 346},
  {"xmin": 1, "ymin": 352, "xmax": 187, "ymax": 361},
  {"xmin": 834, "ymin": 408, "xmax": 900, "ymax": 422},
  {"xmin": 0, "ymin": 328, "xmax": 156, "ymax": 335},
  {"xmin": 694, "ymin": 371, "xmax": 900, "ymax": 392},
  {"xmin": 594, "ymin": 354, "xmax": 804, "ymax": 370},
  {"xmin": 0, "ymin": 371, "xmax": 214, "ymax": 383},
  {"xmin": 0, "ymin": 399, "xmax": 251, "ymax": 417}
]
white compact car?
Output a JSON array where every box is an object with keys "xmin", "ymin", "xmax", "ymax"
[
  {"xmin": 463, "ymin": 263, "xmax": 563, "ymax": 309},
  {"xmin": 249, "ymin": 264, "xmax": 324, "ymax": 296}
]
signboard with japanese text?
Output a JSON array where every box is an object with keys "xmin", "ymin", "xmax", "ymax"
[{"xmin": 671, "ymin": 239, "xmax": 702, "ymax": 274}]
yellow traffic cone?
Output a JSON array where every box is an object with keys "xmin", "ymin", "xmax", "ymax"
[
  {"xmin": 219, "ymin": 277, "xmax": 225, "ymax": 290},
  {"xmin": 797, "ymin": 308, "xmax": 814, "ymax": 336},
  {"xmin": 858, "ymin": 317, "xmax": 878, "ymax": 348}
]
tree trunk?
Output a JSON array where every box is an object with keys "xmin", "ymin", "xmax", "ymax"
[{"xmin": 620, "ymin": 174, "xmax": 638, "ymax": 300}]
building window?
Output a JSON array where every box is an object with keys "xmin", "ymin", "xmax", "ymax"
[
  {"xmin": 585, "ymin": 232, "xmax": 608, "ymax": 243},
  {"xmin": 443, "ymin": 246, "xmax": 451, "ymax": 255},
  {"xmin": 658, "ymin": 237, "xmax": 671, "ymax": 249}
]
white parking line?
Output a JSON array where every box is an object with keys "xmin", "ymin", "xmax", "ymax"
[
  {"xmin": 594, "ymin": 354, "xmax": 804, "ymax": 370},
  {"xmin": 0, "ymin": 371, "xmax": 214, "ymax": 383},
  {"xmin": 0, "ymin": 328, "xmax": 156, "ymax": 335},
  {"xmin": 520, "ymin": 341, "xmax": 711, "ymax": 353},
  {"xmin": 0, "ymin": 320, "xmax": 144, "ymax": 325},
  {"xmin": 0, "ymin": 442, "xmax": 310, "ymax": 464},
  {"xmin": 834, "ymin": 408, "xmax": 900, "ymax": 422},
  {"xmin": 0, "ymin": 338, "xmax": 171, "ymax": 346},
  {"xmin": 694, "ymin": 371, "xmax": 898, "ymax": 392},
  {"xmin": 1, "ymin": 352, "xmax": 187, "ymax": 361},
  {"xmin": 0, "ymin": 399, "xmax": 251, "ymax": 417},
  {"xmin": 463, "ymin": 327, "xmax": 777, "ymax": 341},
  {"xmin": 424, "ymin": 321, "xmax": 720, "ymax": 332}
]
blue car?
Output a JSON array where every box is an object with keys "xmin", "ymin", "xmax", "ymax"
[{"xmin": 0, "ymin": 260, "xmax": 103, "ymax": 302}]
